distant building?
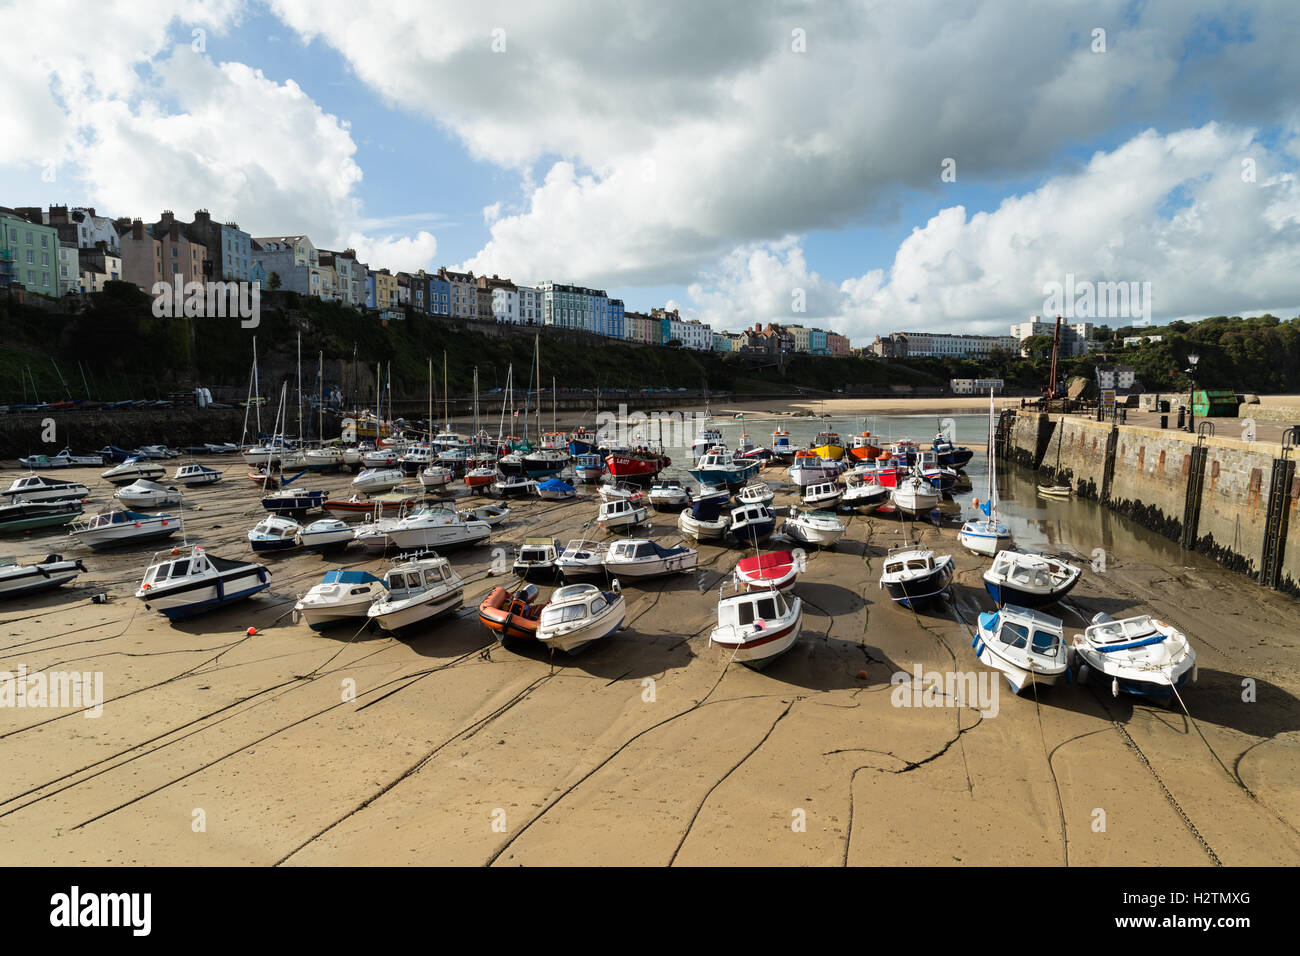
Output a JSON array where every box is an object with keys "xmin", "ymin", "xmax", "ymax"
[
  {"xmin": 894, "ymin": 331, "xmax": 1018, "ymax": 358},
  {"xmin": 77, "ymin": 243, "xmax": 122, "ymax": 292},
  {"xmin": 1122, "ymin": 334, "xmax": 1163, "ymax": 347},
  {"xmin": 45, "ymin": 206, "xmax": 120, "ymax": 253},
  {"xmin": 438, "ymin": 267, "xmax": 476, "ymax": 319},
  {"xmin": 951, "ymin": 378, "xmax": 1004, "ymax": 395},
  {"xmin": 827, "ymin": 331, "xmax": 851, "ymax": 356},
  {"xmin": 0, "ymin": 207, "xmax": 61, "ymax": 297},
  {"xmin": 187, "ymin": 210, "xmax": 252, "ymax": 282},
  {"xmin": 1010, "ymin": 316, "xmax": 1093, "ymax": 357},
  {"xmin": 1095, "ymin": 364, "xmax": 1138, "ymax": 392},
  {"xmin": 251, "ymin": 233, "xmax": 318, "ymax": 295},
  {"xmin": 517, "ymin": 284, "xmax": 541, "ymax": 325}
]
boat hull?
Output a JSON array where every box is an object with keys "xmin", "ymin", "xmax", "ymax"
[{"xmin": 370, "ymin": 589, "xmax": 464, "ymax": 631}]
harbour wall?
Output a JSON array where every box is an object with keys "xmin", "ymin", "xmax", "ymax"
[
  {"xmin": 998, "ymin": 411, "xmax": 1300, "ymax": 598},
  {"xmin": 0, "ymin": 408, "xmax": 247, "ymax": 461}
]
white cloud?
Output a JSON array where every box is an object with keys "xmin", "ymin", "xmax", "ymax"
[
  {"xmin": 685, "ymin": 125, "xmax": 1300, "ymax": 342},
  {"xmin": 343, "ymin": 230, "xmax": 438, "ymax": 274}
]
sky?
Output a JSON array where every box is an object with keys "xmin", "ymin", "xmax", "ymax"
[{"xmin": 2, "ymin": 0, "xmax": 1298, "ymax": 346}]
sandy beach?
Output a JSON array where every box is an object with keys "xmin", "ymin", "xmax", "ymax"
[{"xmin": 0, "ymin": 454, "xmax": 1297, "ymax": 867}]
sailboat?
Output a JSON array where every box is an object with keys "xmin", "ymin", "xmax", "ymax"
[{"xmin": 958, "ymin": 389, "xmax": 1013, "ymax": 556}]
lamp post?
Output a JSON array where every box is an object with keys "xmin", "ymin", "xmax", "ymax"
[{"xmin": 1186, "ymin": 352, "xmax": 1199, "ymax": 433}]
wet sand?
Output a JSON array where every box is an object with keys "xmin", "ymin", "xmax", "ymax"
[{"xmin": 1, "ymin": 457, "xmax": 1298, "ymax": 866}]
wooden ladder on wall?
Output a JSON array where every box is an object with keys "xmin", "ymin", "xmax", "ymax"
[
  {"xmin": 1259, "ymin": 426, "xmax": 1298, "ymax": 589},
  {"xmin": 1180, "ymin": 423, "xmax": 1212, "ymax": 550}
]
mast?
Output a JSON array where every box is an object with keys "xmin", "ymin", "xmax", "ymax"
[
  {"xmin": 498, "ymin": 365, "xmax": 511, "ymax": 441},
  {"xmin": 375, "ymin": 361, "xmax": 381, "ymax": 442},
  {"xmin": 318, "ymin": 351, "xmax": 324, "ymax": 447},
  {"xmin": 296, "ymin": 332, "xmax": 303, "ymax": 446},
  {"xmin": 473, "ymin": 366, "xmax": 480, "ymax": 438},
  {"xmin": 552, "ymin": 375, "xmax": 557, "ymax": 435},
  {"xmin": 253, "ymin": 337, "xmax": 261, "ymax": 435},
  {"xmin": 240, "ymin": 336, "xmax": 256, "ymax": 448},
  {"xmin": 428, "ymin": 356, "xmax": 433, "ymax": 446},
  {"xmin": 987, "ymin": 388, "xmax": 997, "ymax": 523},
  {"xmin": 443, "ymin": 350, "xmax": 449, "ymax": 434}
]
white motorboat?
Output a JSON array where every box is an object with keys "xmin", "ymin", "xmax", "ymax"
[
  {"xmin": 492, "ymin": 474, "xmax": 538, "ymax": 498},
  {"xmin": 304, "ymin": 446, "xmax": 346, "ymax": 472},
  {"xmin": 514, "ymin": 537, "xmax": 562, "ymax": 578},
  {"xmin": 677, "ymin": 498, "xmax": 731, "ymax": 540},
  {"xmin": 173, "ymin": 462, "xmax": 223, "ymax": 486},
  {"xmin": 294, "ymin": 569, "xmax": 386, "ymax": 629},
  {"xmin": 603, "ymin": 538, "xmax": 698, "ymax": 579},
  {"xmin": 204, "ymin": 442, "xmax": 239, "ymax": 454},
  {"xmin": 973, "ymin": 604, "xmax": 1070, "ymax": 694},
  {"xmin": 890, "ymin": 474, "xmax": 941, "ymax": 516},
  {"xmin": 5, "ymin": 474, "xmax": 91, "ymax": 504},
  {"xmin": 1071, "ymin": 612, "xmax": 1198, "ymax": 702},
  {"xmin": 247, "ymin": 515, "xmax": 302, "ymax": 553},
  {"xmin": 788, "ymin": 454, "xmax": 838, "ymax": 488},
  {"xmin": 536, "ymin": 583, "xmax": 626, "ymax": 654},
  {"xmin": 352, "ymin": 467, "xmax": 404, "ymax": 495},
  {"xmin": 296, "ymin": 518, "xmax": 354, "ymax": 551},
  {"xmin": 783, "ymin": 509, "xmax": 846, "ymax": 548},
  {"xmin": 135, "ymin": 546, "xmax": 270, "ymax": 620},
  {"xmin": 708, "ymin": 583, "xmax": 803, "ymax": 668},
  {"xmin": 725, "ymin": 503, "xmax": 776, "ymax": 546},
  {"xmin": 736, "ymin": 482, "xmax": 775, "ymax": 507},
  {"xmin": 555, "ymin": 539, "xmax": 609, "ymax": 581},
  {"xmin": 69, "ymin": 509, "xmax": 181, "ymax": 550},
  {"xmin": 0, "ymin": 553, "xmax": 86, "ymax": 599},
  {"xmin": 101, "ymin": 457, "xmax": 167, "ymax": 485},
  {"xmin": 366, "ymin": 552, "xmax": 465, "ymax": 631},
  {"xmin": 137, "ymin": 444, "xmax": 180, "ymax": 459},
  {"xmin": 842, "ymin": 474, "xmax": 888, "ymax": 511},
  {"xmin": 597, "ymin": 481, "xmax": 645, "ymax": 502},
  {"xmin": 457, "ymin": 503, "xmax": 511, "ymax": 527},
  {"xmin": 355, "ymin": 505, "xmax": 491, "ymax": 553},
  {"xmin": 597, "ymin": 497, "xmax": 650, "ymax": 532},
  {"xmin": 801, "ymin": 480, "xmax": 843, "ymax": 509},
  {"xmin": 419, "ymin": 465, "xmax": 455, "ymax": 489},
  {"xmin": 18, "ymin": 448, "xmax": 103, "ymax": 469},
  {"xmin": 982, "ymin": 551, "xmax": 1081, "ymax": 608},
  {"xmin": 647, "ymin": 481, "xmax": 690, "ymax": 511},
  {"xmin": 879, "ymin": 547, "xmax": 953, "ymax": 609},
  {"xmin": 114, "ymin": 480, "xmax": 182, "ymax": 509},
  {"xmin": 359, "ymin": 446, "xmax": 405, "ymax": 469}
]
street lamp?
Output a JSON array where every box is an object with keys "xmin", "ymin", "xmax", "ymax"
[{"xmin": 1186, "ymin": 352, "xmax": 1199, "ymax": 432}]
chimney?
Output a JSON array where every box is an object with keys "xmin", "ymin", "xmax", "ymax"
[
  {"xmin": 193, "ymin": 209, "xmax": 210, "ymax": 227},
  {"xmin": 132, "ymin": 219, "xmax": 144, "ymax": 240}
]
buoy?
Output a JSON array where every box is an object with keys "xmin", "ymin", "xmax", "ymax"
[
  {"xmin": 856, "ymin": 669, "xmax": 868, "ymax": 680},
  {"xmin": 247, "ymin": 626, "xmax": 257, "ymax": 636}
]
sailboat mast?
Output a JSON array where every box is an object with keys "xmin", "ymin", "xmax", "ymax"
[
  {"xmin": 296, "ymin": 333, "xmax": 303, "ymax": 445},
  {"xmin": 473, "ymin": 366, "xmax": 479, "ymax": 438},
  {"xmin": 318, "ymin": 351, "xmax": 324, "ymax": 446},
  {"xmin": 443, "ymin": 351, "xmax": 449, "ymax": 434},
  {"xmin": 253, "ymin": 337, "xmax": 261, "ymax": 435},
  {"xmin": 428, "ymin": 356, "xmax": 433, "ymax": 444}
]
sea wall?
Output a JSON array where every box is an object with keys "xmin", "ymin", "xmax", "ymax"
[{"xmin": 1005, "ymin": 411, "xmax": 1300, "ymax": 597}]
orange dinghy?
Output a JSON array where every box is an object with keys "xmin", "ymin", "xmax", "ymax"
[{"xmin": 478, "ymin": 583, "xmax": 547, "ymax": 644}]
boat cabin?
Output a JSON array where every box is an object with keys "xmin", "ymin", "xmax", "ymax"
[{"xmin": 991, "ymin": 608, "xmax": 1064, "ymax": 657}]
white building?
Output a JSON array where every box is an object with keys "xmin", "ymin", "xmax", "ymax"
[
  {"xmin": 1010, "ymin": 316, "xmax": 1093, "ymax": 357},
  {"xmin": 57, "ymin": 241, "xmax": 78, "ymax": 295},
  {"xmin": 492, "ymin": 284, "xmax": 520, "ymax": 323},
  {"xmin": 59, "ymin": 207, "xmax": 120, "ymax": 252},
  {"xmin": 951, "ymin": 378, "xmax": 1005, "ymax": 395},
  {"xmin": 252, "ymin": 235, "xmax": 325, "ymax": 297},
  {"xmin": 900, "ymin": 331, "xmax": 1019, "ymax": 358},
  {"xmin": 321, "ymin": 250, "xmax": 367, "ymax": 308},
  {"xmin": 517, "ymin": 284, "xmax": 541, "ymax": 326},
  {"xmin": 1123, "ymin": 334, "xmax": 1164, "ymax": 347},
  {"xmin": 668, "ymin": 315, "xmax": 712, "ymax": 351},
  {"xmin": 1095, "ymin": 364, "xmax": 1137, "ymax": 391}
]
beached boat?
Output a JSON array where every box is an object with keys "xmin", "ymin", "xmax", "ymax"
[
  {"xmin": 783, "ymin": 509, "xmax": 846, "ymax": 548},
  {"xmin": 478, "ymin": 582, "xmax": 547, "ymax": 644},
  {"xmin": 356, "ymin": 505, "xmax": 491, "ymax": 553},
  {"xmin": 135, "ymin": 546, "xmax": 270, "ymax": 620},
  {"xmin": 726, "ymin": 502, "xmax": 776, "ymax": 547},
  {"xmin": 770, "ymin": 429, "xmax": 796, "ymax": 462},
  {"xmin": 846, "ymin": 432, "xmax": 883, "ymax": 462},
  {"xmin": 690, "ymin": 426, "xmax": 724, "ymax": 460},
  {"xmin": 5, "ymin": 474, "xmax": 91, "ymax": 504},
  {"xmin": 687, "ymin": 452, "xmax": 759, "ymax": 489},
  {"xmin": 983, "ymin": 551, "xmax": 1081, "ymax": 608},
  {"xmin": 709, "ymin": 584, "xmax": 803, "ymax": 668},
  {"xmin": 535, "ymin": 477, "xmax": 577, "ymax": 501},
  {"xmin": 114, "ymin": 479, "xmax": 182, "ymax": 509},
  {"xmin": 810, "ymin": 431, "xmax": 845, "ymax": 460},
  {"xmin": 647, "ymin": 480, "xmax": 690, "ymax": 511},
  {"xmin": 492, "ymin": 474, "xmax": 538, "ymax": 498},
  {"xmin": 933, "ymin": 435, "xmax": 974, "ymax": 470},
  {"xmin": 419, "ymin": 465, "xmax": 455, "ymax": 489},
  {"xmin": 323, "ymin": 492, "xmax": 418, "ymax": 519},
  {"xmin": 296, "ymin": 518, "xmax": 354, "ymax": 552},
  {"xmin": 0, "ymin": 500, "xmax": 84, "ymax": 533},
  {"xmin": 295, "ymin": 569, "xmax": 385, "ymax": 629},
  {"xmin": 0, "ymin": 553, "xmax": 86, "ymax": 599},
  {"xmin": 463, "ymin": 465, "xmax": 498, "ymax": 489},
  {"xmin": 598, "ymin": 480, "xmax": 646, "ymax": 502},
  {"xmin": 173, "ymin": 463, "xmax": 223, "ymax": 486},
  {"xmin": 597, "ymin": 496, "xmax": 651, "ymax": 532},
  {"xmin": 842, "ymin": 474, "xmax": 889, "ymax": 511},
  {"xmin": 605, "ymin": 448, "xmax": 671, "ymax": 481},
  {"xmin": 522, "ymin": 447, "xmax": 569, "ymax": 478},
  {"xmin": 567, "ymin": 427, "xmax": 605, "ymax": 458},
  {"xmin": 801, "ymin": 480, "xmax": 844, "ymax": 509},
  {"xmin": 914, "ymin": 450, "xmax": 959, "ymax": 492},
  {"xmin": 304, "ymin": 446, "xmax": 346, "ymax": 472},
  {"xmin": 890, "ymin": 474, "xmax": 941, "ymax": 517},
  {"xmin": 514, "ymin": 537, "xmax": 562, "ymax": 579},
  {"xmin": 603, "ymin": 538, "xmax": 698, "ymax": 579},
  {"xmin": 572, "ymin": 453, "xmax": 605, "ymax": 482},
  {"xmin": 457, "ymin": 503, "xmax": 511, "ymax": 527},
  {"xmin": 678, "ymin": 498, "xmax": 731, "ymax": 541},
  {"xmin": 69, "ymin": 509, "xmax": 180, "ymax": 549},
  {"xmin": 204, "ymin": 442, "xmax": 240, "ymax": 455},
  {"xmin": 1071, "ymin": 612, "xmax": 1198, "ymax": 701},
  {"xmin": 260, "ymin": 487, "xmax": 328, "ymax": 515},
  {"xmin": 788, "ymin": 452, "xmax": 838, "ymax": 488},
  {"xmin": 19, "ymin": 448, "xmax": 103, "ymax": 469},
  {"xmin": 555, "ymin": 539, "xmax": 609, "ymax": 581},
  {"xmin": 973, "ymin": 605, "xmax": 1070, "ymax": 694},
  {"xmin": 733, "ymin": 550, "xmax": 799, "ymax": 592},
  {"xmin": 1037, "ymin": 484, "xmax": 1072, "ymax": 497},
  {"xmin": 879, "ymin": 547, "xmax": 953, "ymax": 609},
  {"xmin": 736, "ymin": 481, "xmax": 775, "ymax": 507},
  {"xmin": 247, "ymin": 515, "xmax": 302, "ymax": 553},
  {"xmin": 367, "ymin": 552, "xmax": 465, "ymax": 631},
  {"xmin": 691, "ymin": 482, "xmax": 731, "ymax": 506},
  {"xmin": 352, "ymin": 467, "xmax": 404, "ymax": 495},
  {"xmin": 536, "ymin": 583, "xmax": 626, "ymax": 654}
]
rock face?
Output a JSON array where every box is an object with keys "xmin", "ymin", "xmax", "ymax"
[{"xmin": 0, "ymin": 408, "xmax": 247, "ymax": 459}]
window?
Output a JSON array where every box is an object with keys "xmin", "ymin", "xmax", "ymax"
[{"xmin": 41, "ymin": 235, "xmax": 48, "ymax": 247}]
